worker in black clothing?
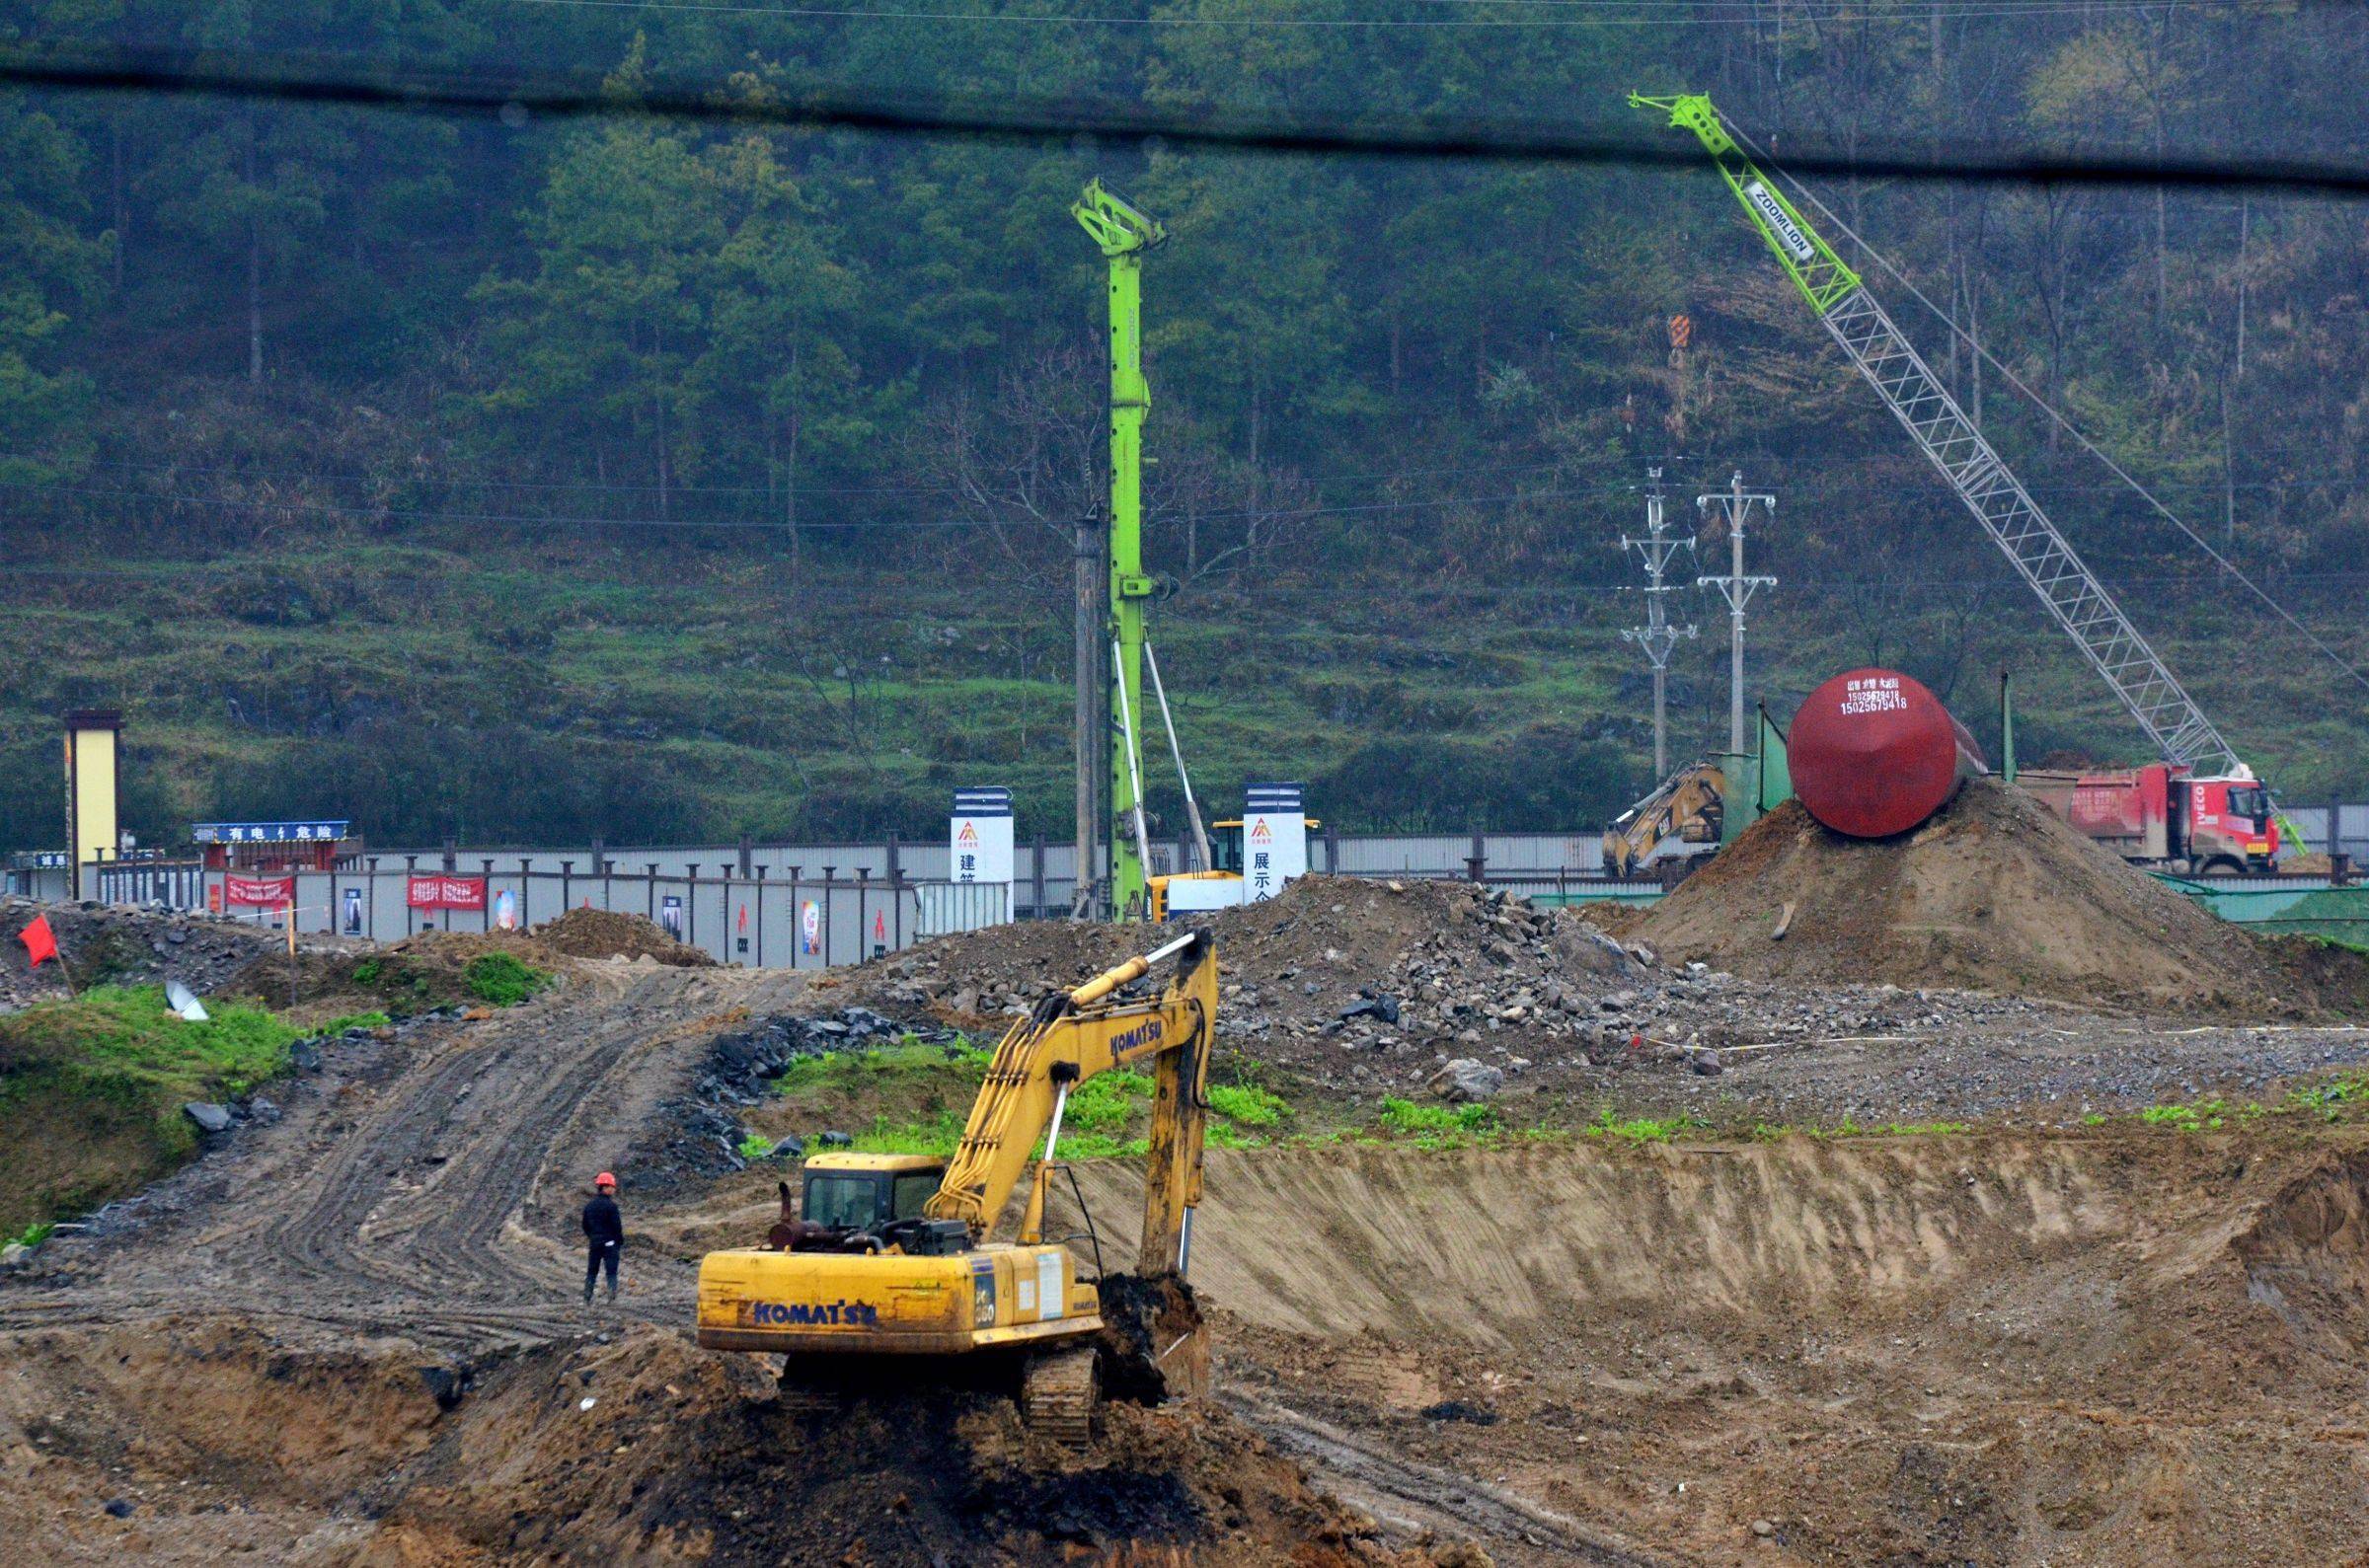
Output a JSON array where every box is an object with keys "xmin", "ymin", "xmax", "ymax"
[{"xmin": 582, "ymin": 1170, "xmax": 624, "ymax": 1304}]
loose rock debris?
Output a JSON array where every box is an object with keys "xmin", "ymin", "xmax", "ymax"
[{"xmin": 0, "ymin": 895, "xmax": 341, "ymax": 1011}]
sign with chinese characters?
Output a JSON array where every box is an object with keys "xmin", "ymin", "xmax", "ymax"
[
  {"xmin": 407, "ymin": 875, "xmax": 487, "ymax": 912},
  {"xmin": 800, "ymin": 900, "xmax": 821, "ymax": 955},
  {"xmin": 192, "ymin": 821, "xmax": 349, "ymax": 845},
  {"xmin": 1242, "ymin": 783, "xmax": 1308, "ymax": 904},
  {"xmin": 223, "ymin": 873, "xmax": 295, "ymax": 907},
  {"xmin": 951, "ymin": 787, "xmax": 1015, "ymax": 894}
]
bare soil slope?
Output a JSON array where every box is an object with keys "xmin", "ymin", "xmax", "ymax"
[
  {"xmin": 1635, "ymin": 778, "xmax": 2337, "ymax": 1012},
  {"xmin": 1054, "ymin": 1132, "xmax": 2369, "ymax": 1566}
]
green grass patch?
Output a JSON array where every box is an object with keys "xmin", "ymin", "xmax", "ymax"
[
  {"xmin": 1586, "ymin": 1107, "xmax": 1711, "ymax": 1145},
  {"xmin": 1208, "ymin": 1083, "xmax": 1291, "ymax": 1128},
  {"xmin": 792, "ymin": 1049, "xmax": 1296, "ymax": 1161},
  {"xmin": 848, "ymin": 1110, "xmax": 967, "ymax": 1157},
  {"xmin": 2088, "ymin": 1073, "xmax": 2369, "ymax": 1132},
  {"xmin": 1378, "ymin": 1097, "xmax": 1499, "ymax": 1137},
  {"xmin": 464, "ymin": 952, "xmax": 552, "ymax": 1007},
  {"xmin": 2285, "ymin": 1072, "xmax": 2368, "ymax": 1121},
  {"xmin": 1368, "ymin": 1096, "xmax": 1501, "ymax": 1150},
  {"xmin": 769, "ymin": 1036, "xmax": 988, "ymax": 1095},
  {"xmin": 2140, "ymin": 1100, "xmax": 2225, "ymax": 1131},
  {"xmin": 1748, "ymin": 1117, "xmax": 1975, "ymax": 1142},
  {"xmin": 737, "ymin": 1132, "xmax": 776, "ymax": 1159},
  {"xmin": 0, "ymin": 985, "xmax": 312, "ymax": 1233},
  {"xmin": 7, "ymin": 1220, "xmax": 55, "ymax": 1251}
]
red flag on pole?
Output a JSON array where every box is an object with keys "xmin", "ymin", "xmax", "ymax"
[{"xmin": 17, "ymin": 915, "xmax": 58, "ymax": 970}]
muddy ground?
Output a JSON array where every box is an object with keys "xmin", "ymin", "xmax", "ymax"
[{"xmin": 2, "ymin": 885, "xmax": 2367, "ymax": 1564}]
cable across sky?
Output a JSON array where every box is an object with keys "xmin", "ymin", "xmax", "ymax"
[{"xmin": 7, "ymin": 42, "xmax": 2369, "ymax": 197}]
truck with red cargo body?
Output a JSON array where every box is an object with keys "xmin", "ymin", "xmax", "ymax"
[{"xmin": 2017, "ymin": 765, "xmax": 2276, "ymax": 873}]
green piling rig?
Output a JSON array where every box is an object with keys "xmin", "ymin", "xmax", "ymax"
[{"xmin": 1073, "ymin": 179, "xmax": 1166, "ymax": 922}]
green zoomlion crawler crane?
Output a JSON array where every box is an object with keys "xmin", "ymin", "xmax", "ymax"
[{"xmin": 1631, "ymin": 92, "xmax": 2251, "ymax": 784}]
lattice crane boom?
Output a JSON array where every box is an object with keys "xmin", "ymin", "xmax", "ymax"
[{"xmin": 1632, "ymin": 93, "xmax": 2245, "ymax": 778}]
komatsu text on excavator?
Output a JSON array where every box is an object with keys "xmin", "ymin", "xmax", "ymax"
[{"xmin": 695, "ymin": 930, "xmax": 1217, "ymax": 1447}]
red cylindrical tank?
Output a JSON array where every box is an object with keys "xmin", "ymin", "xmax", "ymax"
[{"xmin": 1788, "ymin": 668, "xmax": 1987, "ymax": 839}]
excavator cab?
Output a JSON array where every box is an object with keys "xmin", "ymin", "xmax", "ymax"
[{"xmin": 798, "ymin": 1154, "xmax": 946, "ymax": 1230}]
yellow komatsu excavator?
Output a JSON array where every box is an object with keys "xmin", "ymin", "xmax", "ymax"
[{"xmin": 695, "ymin": 930, "xmax": 1217, "ymax": 1447}]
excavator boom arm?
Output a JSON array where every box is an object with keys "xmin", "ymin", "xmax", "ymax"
[{"xmin": 925, "ymin": 931, "xmax": 1215, "ymax": 1270}]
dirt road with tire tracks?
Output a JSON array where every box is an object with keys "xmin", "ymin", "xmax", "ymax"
[{"xmin": 0, "ymin": 961, "xmax": 802, "ymax": 1351}]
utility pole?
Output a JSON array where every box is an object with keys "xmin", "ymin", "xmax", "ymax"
[
  {"xmin": 1620, "ymin": 466, "xmax": 1697, "ymax": 781},
  {"xmin": 1073, "ymin": 179, "xmax": 1166, "ymax": 923},
  {"xmin": 1072, "ymin": 512, "xmax": 1102, "ymax": 917},
  {"xmin": 1696, "ymin": 471, "xmax": 1777, "ymax": 754}
]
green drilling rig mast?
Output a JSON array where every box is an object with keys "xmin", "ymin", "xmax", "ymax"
[
  {"xmin": 1632, "ymin": 92, "xmax": 2248, "ymax": 781},
  {"xmin": 1073, "ymin": 179, "xmax": 1167, "ymax": 921}
]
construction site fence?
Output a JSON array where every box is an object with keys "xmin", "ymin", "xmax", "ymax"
[
  {"xmin": 35, "ymin": 834, "xmax": 2369, "ymax": 968},
  {"xmin": 2152, "ymin": 875, "xmax": 2369, "ymax": 943},
  {"xmin": 15, "ymin": 830, "xmax": 1638, "ymax": 913},
  {"xmin": 88, "ymin": 862, "xmax": 1007, "ymax": 971}
]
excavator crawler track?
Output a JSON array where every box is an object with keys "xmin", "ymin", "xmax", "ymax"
[
  {"xmin": 777, "ymin": 1355, "xmax": 845, "ymax": 1418},
  {"xmin": 1021, "ymin": 1344, "xmax": 1101, "ymax": 1450}
]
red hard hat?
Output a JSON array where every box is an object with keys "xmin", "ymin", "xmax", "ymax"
[{"xmin": 595, "ymin": 1171, "xmax": 617, "ymax": 1189}]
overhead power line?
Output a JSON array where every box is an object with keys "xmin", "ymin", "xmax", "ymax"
[
  {"xmin": 504, "ymin": 0, "xmax": 2287, "ymax": 30},
  {"xmin": 8, "ymin": 44, "xmax": 2369, "ymax": 197}
]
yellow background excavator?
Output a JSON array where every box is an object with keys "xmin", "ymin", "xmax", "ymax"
[
  {"xmin": 1602, "ymin": 761, "xmax": 1727, "ymax": 880},
  {"xmin": 695, "ymin": 931, "xmax": 1217, "ymax": 1446}
]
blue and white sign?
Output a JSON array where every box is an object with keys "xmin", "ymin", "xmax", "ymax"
[
  {"xmin": 192, "ymin": 821, "xmax": 350, "ymax": 845},
  {"xmin": 951, "ymin": 787, "xmax": 1015, "ymax": 894},
  {"xmin": 1243, "ymin": 783, "xmax": 1307, "ymax": 903}
]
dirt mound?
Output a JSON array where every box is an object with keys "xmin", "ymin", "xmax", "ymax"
[
  {"xmin": 0, "ymin": 1317, "xmax": 1448, "ymax": 1565},
  {"xmin": 211, "ymin": 928, "xmax": 564, "ymax": 1018},
  {"xmin": 1632, "ymin": 778, "xmax": 2331, "ymax": 1013},
  {"xmin": 538, "ymin": 905, "xmax": 718, "ymax": 966}
]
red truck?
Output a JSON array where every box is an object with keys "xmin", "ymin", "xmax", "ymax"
[{"xmin": 2017, "ymin": 765, "xmax": 2277, "ymax": 873}]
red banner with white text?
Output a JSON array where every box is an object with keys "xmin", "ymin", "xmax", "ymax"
[
  {"xmin": 407, "ymin": 875, "xmax": 488, "ymax": 912},
  {"xmin": 224, "ymin": 874, "xmax": 294, "ymax": 908}
]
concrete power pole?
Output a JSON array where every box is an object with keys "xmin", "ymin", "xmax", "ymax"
[
  {"xmin": 1621, "ymin": 466, "xmax": 1698, "ymax": 781},
  {"xmin": 1072, "ymin": 512, "xmax": 1103, "ymax": 918},
  {"xmin": 1696, "ymin": 471, "xmax": 1777, "ymax": 755}
]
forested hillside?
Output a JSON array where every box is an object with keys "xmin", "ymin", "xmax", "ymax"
[{"xmin": 1, "ymin": 2, "xmax": 2363, "ymax": 849}]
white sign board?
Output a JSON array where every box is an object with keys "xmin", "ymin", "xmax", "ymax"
[
  {"xmin": 1243, "ymin": 783, "xmax": 1307, "ymax": 903},
  {"xmin": 951, "ymin": 786, "xmax": 1015, "ymax": 893},
  {"xmin": 1743, "ymin": 181, "xmax": 1815, "ymax": 261},
  {"xmin": 1164, "ymin": 876, "xmax": 1245, "ymax": 915}
]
